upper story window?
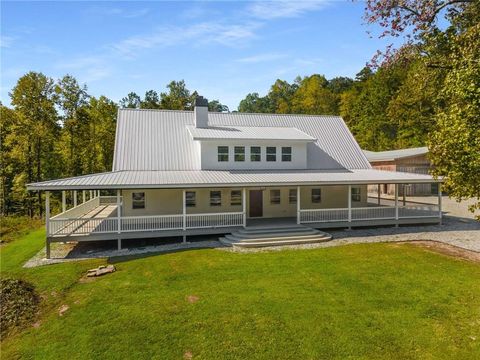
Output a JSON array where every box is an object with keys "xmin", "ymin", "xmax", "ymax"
[
  {"xmin": 270, "ymin": 189, "xmax": 281, "ymax": 204},
  {"xmin": 250, "ymin": 146, "xmax": 261, "ymax": 162},
  {"xmin": 289, "ymin": 189, "xmax": 297, "ymax": 204},
  {"xmin": 132, "ymin": 192, "xmax": 145, "ymax": 209},
  {"xmin": 266, "ymin": 147, "xmax": 276, "ymax": 162},
  {"xmin": 218, "ymin": 146, "xmax": 229, "ymax": 162},
  {"xmin": 185, "ymin": 191, "xmax": 196, "ymax": 207},
  {"xmin": 231, "ymin": 190, "xmax": 242, "ymax": 206},
  {"xmin": 311, "ymin": 188, "xmax": 322, "ymax": 203},
  {"xmin": 282, "ymin": 147, "xmax": 292, "ymax": 162},
  {"xmin": 234, "ymin": 146, "xmax": 245, "ymax": 162},
  {"xmin": 351, "ymin": 187, "xmax": 361, "ymax": 202},
  {"xmin": 210, "ymin": 191, "xmax": 222, "ymax": 206}
]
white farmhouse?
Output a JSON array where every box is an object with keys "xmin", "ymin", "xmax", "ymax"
[{"xmin": 28, "ymin": 96, "xmax": 442, "ymax": 258}]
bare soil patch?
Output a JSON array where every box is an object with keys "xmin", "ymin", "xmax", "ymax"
[
  {"xmin": 395, "ymin": 240, "xmax": 480, "ymax": 263},
  {"xmin": 187, "ymin": 295, "xmax": 199, "ymax": 303}
]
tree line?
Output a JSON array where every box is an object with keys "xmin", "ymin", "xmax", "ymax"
[
  {"xmin": 0, "ymin": 77, "xmax": 228, "ymax": 217},
  {"xmin": 1, "ymin": 0, "xmax": 478, "ymax": 218}
]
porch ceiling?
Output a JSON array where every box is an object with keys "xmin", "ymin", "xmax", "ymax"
[{"xmin": 27, "ymin": 169, "xmax": 441, "ymax": 191}]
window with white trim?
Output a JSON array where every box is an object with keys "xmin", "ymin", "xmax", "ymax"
[
  {"xmin": 185, "ymin": 191, "xmax": 196, "ymax": 207},
  {"xmin": 351, "ymin": 187, "xmax": 361, "ymax": 202},
  {"xmin": 289, "ymin": 189, "xmax": 297, "ymax": 204},
  {"xmin": 132, "ymin": 192, "xmax": 145, "ymax": 209},
  {"xmin": 231, "ymin": 190, "xmax": 242, "ymax": 206},
  {"xmin": 282, "ymin": 147, "xmax": 292, "ymax": 162},
  {"xmin": 250, "ymin": 146, "xmax": 261, "ymax": 162},
  {"xmin": 210, "ymin": 191, "xmax": 222, "ymax": 206},
  {"xmin": 218, "ymin": 146, "xmax": 229, "ymax": 162},
  {"xmin": 234, "ymin": 146, "xmax": 245, "ymax": 162},
  {"xmin": 311, "ymin": 188, "xmax": 321, "ymax": 203},
  {"xmin": 270, "ymin": 189, "xmax": 281, "ymax": 205},
  {"xmin": 266, "ymin": 147, "xmax": 276, "ymax": 162}
]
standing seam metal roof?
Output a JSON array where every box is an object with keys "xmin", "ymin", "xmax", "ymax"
[
  {"xmin": 113, "ymin": 109, "xmax": 372, "ymax": 171},
  {"xmin": 363, "ymin": 147, "xmax": 429, "ymax": 162},
  {"xmin": 26, "ymin": 169, "xmax": 439, "ymax": 190}
]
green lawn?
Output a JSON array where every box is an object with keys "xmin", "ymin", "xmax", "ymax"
[{"xmin": 1, "ymin": 228, "xmax": 479, "ymax": 359}]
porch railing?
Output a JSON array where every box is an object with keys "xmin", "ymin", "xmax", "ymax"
[
  {"xmin": 300, "ymin": 208, "xmax": 348, "ymax": 223},
  {"xmin": 48, "ymin": 212, "xmax": 244, "ymax": 236},
  {"xmin": 51, "ymin": 197, "xmax": 100, "ymax": 220},
  {"xmin": 352, "ymin": 207, "xmax": 396, "ymax": 220},
  {"xmin": 49, "ymin": 217, "xmax": 118, "ymax": 236},
  {"xmin": 186, "ymin": 212, "xmax": 244, "ymax": 229},
  {"xmin": 299, "ymin": 204, "xmax": 439, "ymax": 224},
  {"xmin": 121, "ymin": 215, "xmax": 183, "ymax": 232}
]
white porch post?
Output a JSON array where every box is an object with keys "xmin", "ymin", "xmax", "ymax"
[
  {"xmin": 438, "ymin": 183, "xmax": 443, "ymax": 225},
  {"xmin": 82, "ymin": 190, "xmax": 86, "ymax": 203},
  {"xmin": 242, "ymin": 188, "xmax": 247, "ymax": 228},
  {"xmin": 395, "ymin": 184, "xmax": 399, "ymax": 227},
  {"xmin": 90, "ymin": 190, "xmax": 93, "ymax": 199},
  {"xmin": 73, "ymin": 190, "xmax": 77, "ymax": 207},
  {"xmin": 182, "ymin": 190, "xmax": 187, "ymax": 242},
  {"xmin": 62, "ymin": 190, "xmax": 66, "ymax": 213},
  {"xmin": 297, "ymin": 186, "xmax": 301, "ymax": 224},
  {"xmin": 45, "ymin": 191, "xmax": 51, "ymax": 259},
  {"xmin": 116, "ymin": 190, "xmax": 121, "ymax": 250},
  {"xmin": 348, "ymin": 185, "xmax": 352, "ymax": 229}
]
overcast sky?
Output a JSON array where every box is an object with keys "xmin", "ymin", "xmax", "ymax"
[{"xmin": 1, "ymin": 1, "xmax": 396, "ymax": 110}]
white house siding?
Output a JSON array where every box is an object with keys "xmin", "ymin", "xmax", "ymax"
[
  {"xmin": 200, "ymin": 140, "xmax": 308, "ymax": 170},
  {"xmin": 122, "ymin": 185, "xmax": 368, "ymax": 218}
]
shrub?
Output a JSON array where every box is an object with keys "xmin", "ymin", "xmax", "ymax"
[
  {"xmin": 0, "ymin": 278, "xmax": 39, "ymax": 336},
  {"xmin": 0, "ymin": 216, "xmax": 43, "ymax": 244}
]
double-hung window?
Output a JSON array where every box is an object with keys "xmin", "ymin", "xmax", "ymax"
[
  {"xmin": 311, "ymin": 188, "xmax": 321, "ymax": 203},
  {"xmin": 210, "ymin": 191, "xmax": 222, "ymax": 206},
  {"xmin": 270, "ymin": 190, "xmax": 281, "ymax": 205},
  {"xmin": 266, "ymin": 147, "xmax": 276, "ymax": 162},
  {"xmin": 351, "ymin": 187, "xmax": 361, "ymax": 202},
  {"xmin": 218, "ymin": 146, "xmax": 229, "ymax": 162},
  {"xmin": 282, "ymin": 147, "xmax": 292, "ymax": 162},
  {"xmin": 234, "ymin": 146, "xmax": 245, "ymax": 162},
  {"xmin": 250, "ymin": 146, "xmax": 261, "ymax": 162},
  {"xmin": 230, "ymin": 190, "xmax": 242, "ymax": 206},
  {"xmin": 132, "ymin": 192, "xmax": 145, "ymax": 209},
  {"xmin": 289, "ymin": 189, "xmax": 297, "ymax": 204},
  {"xmin": 185, "ymin": 191, "xmax": 196, "ymax": 207}
]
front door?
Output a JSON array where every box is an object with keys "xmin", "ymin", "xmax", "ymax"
[{"xmin": 249, "ymin": 190, "xmax": 263, "ymax": 218}]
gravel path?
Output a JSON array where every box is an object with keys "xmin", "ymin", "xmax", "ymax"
[{"xmin": 24, "ymin": 215, "xmax": 479, "ymax": 268}]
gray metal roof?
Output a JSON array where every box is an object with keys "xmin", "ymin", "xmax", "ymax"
[
  {"xmin": 113, "ymin": 109, "xmax": 371, "ymax": 171},
  {"xmin": 186, "ymin": 125, "xmax": 316, "ymax": 141},
  {"xmin": 363, "ymin": 147, "xmax": 429, "ymax": 162},
  {"xmin": 27, "ymin": 169, "xmax": 439, "ymax": 190}
]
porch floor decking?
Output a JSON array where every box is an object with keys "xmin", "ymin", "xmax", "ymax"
[{"xmin": 50, "ymin": 205, "xmax": 117, "ymax": 237}]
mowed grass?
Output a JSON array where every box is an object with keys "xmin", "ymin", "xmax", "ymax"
[{"xmin": 1, "ymin": 228, "xmax": 479, "ymax": 359}]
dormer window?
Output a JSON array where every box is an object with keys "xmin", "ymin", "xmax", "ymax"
[
  {"xmin": 218, "ymin": 146, "xmax": 229, "ymax": 162},
  {"xmin": 234, "ymin": 146, "xmax": 245, "ymax": 162},
  {"xmin": 250, "ymin": 146, "xmax": 261, "ymax": 162},
  {"xmin": 266, "ymin": 147, "xmax": 276, "ymax": 162},
  {"xmin": 282, "ymin": 147, "xmax": 292, "ymax": 162}
]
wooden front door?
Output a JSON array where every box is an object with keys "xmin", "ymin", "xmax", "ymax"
[{"xmin": 249, "ymin": 190, "xmax": 263, "ymax": 218}]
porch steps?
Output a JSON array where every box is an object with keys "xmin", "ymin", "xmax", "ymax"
[{"xmin": 219, "ymin": 225, "xmax": 332, "ymax": 248}]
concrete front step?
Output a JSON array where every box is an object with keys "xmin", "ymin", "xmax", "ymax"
[
  {"xmin": 227, "ymin": 230, "xmax": 321, "ymax": 240},
  {"xmin": 219, "ymin": 236, "xmax": 331, "ymax": 248},
  {"xmin": 237, "ymin": 225, "xmax": 312, "ymax": 235},
  {"xmin": 219, "ymin": 224, "xmax": 332, "ymax": 248},
  {"xmin": 224, "ymin": 232, "xmax": 325, "ymax": 243}
]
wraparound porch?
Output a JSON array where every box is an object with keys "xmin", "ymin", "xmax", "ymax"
[{"xmin": 43, "ymin": 184, "xmax": 442, "ymax": 258}]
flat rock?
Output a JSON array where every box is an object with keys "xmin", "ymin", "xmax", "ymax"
[{"xmin": 86, "ymin": 265, "xmax": 116, "ymax": 277}]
